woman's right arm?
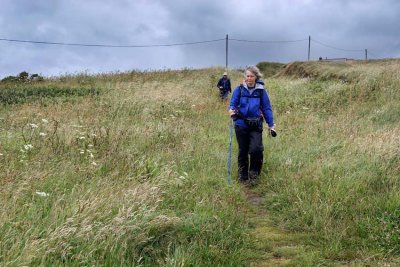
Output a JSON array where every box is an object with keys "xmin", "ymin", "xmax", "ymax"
[{"xmin": 229, "ymin": 86, "xmax": 240, "ymax": 114}]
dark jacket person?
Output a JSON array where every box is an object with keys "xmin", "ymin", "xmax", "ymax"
[{"xmin": 217, "ymin": 72, "xmax": 231, "ymax": 100}]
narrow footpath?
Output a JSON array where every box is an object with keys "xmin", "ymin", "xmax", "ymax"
[{"xmin": 243, "ymin": 188, "xmax": 306, "ymax": 266}]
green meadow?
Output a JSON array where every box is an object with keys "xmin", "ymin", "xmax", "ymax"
[{"xmin": 0, "ymin": 60, "xmax": 399, "ymax": 266}]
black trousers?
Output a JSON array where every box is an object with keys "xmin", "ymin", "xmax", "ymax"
[{"xmin": 234, "ymin": 125, "xmax": 264, "ymax": 179}]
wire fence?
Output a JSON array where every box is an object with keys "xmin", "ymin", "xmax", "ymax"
[
  {"xmin": 0, "ymin": 35, "xmax": 396, "ymax": 69},
  {"xmin": 0, "ymin": 37, "xmax": 225, "ymax": 48}
]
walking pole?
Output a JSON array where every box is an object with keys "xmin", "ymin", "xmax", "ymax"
[{"xmin": 227, "ymin": 118, "xmax": 233, "ymax": 185}]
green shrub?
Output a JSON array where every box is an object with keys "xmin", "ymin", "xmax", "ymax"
[{"xmin": 0, "ymin": 85, "xmax": 100, "ymax": 105}]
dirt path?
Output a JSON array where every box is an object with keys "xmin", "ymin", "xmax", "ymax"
[{"xmin": 243, "ymin": 188, "xmax": 306, "ymax": 266}]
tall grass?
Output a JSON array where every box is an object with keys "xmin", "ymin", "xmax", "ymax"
[
  {"xmin": 1, "ymin": 60, "xmax": 399, "ymax": 265},
  {"xmin": 0, "ymin": 68, "xmax": 252, "ymax": 266},
  {"xmin": 260, "ymin": 59, "xmax": 400, "ymax": 264}
]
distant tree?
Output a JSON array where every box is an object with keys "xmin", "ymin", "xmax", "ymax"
[
  {"xmin": 18, "ymin": 71, "xmax": 29, "ymax": 82},
  {"xmin": 1, "ymin": 72, "xmax": 44, "ymax": 83},
  {"xmin": 1, "ymin": 76, "xmax": 18, "ymax": 82},
  {"xmin": 30, "ymin": 73, "xmax": 44, "ymax": 81}
]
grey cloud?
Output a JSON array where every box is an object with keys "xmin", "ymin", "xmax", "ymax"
[{"xmin": 1, "ymin": 0, "xmax": 400, "ymax": 78}]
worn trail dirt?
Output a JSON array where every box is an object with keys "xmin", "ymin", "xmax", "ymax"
[{"xmin": 243, "ymin": 188, "xmax": 306, "ymax": 266}]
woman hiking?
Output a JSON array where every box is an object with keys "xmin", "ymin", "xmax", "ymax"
[{"xmin": 229, "ymin": 65, "xmax": 275, "ymax": 186}]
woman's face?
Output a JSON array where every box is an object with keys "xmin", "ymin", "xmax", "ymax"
[{"xmin": 245, "ymin": 70, "xmax": 256, "ymax": 87}]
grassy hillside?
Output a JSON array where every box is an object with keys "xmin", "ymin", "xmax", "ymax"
[
  {"xmin": 0, "ymin": 60, "xmax": 399, "ymax": 265},
  {"xmin": 261, "ymin": 59, "xmax": 400, "ymax": 264},
  {"xmin": 0, "ymin": 68, "xmax": 254, "ymax": 266},
  {"xmin": 256, "ymin": 61, "xmax": 285, "ymax": 78}
]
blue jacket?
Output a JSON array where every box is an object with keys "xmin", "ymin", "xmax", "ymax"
[{"xmin": 229, "ymin": 80, "xmax": 274, "ymax": 128}]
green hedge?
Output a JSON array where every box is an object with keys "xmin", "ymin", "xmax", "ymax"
[{"xmin": 0, "ymin": 85, "xmax": 100, "ymax": 105}]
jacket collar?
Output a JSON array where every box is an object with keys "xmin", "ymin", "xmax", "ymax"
[{"xmin": 243, "ymin": 82, "xmax": 264, "ymax": 94}]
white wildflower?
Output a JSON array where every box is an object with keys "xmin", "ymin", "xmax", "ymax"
[
  {"xmin": 29, "ymin": 123, "xmax": 39, "ymax": 128},
  {"xmin": 79, "ymin": 136, "xmax": 85, "ymax": 140},
  {"xmin": 302, "ymin": 107, "xmax": 309, "ymax": 110},
  {"xmin": 90, "ymin": 153, "xmax": 94, "ymax": 158},
  {"xmin": 36, "ymin": 191, "xmax": 50, "ymax": 197},
  {"xmin": 183, "ymin": 172, "xmax": 188, "ymax": 176},
  {"xmin": 91, "ymin": 133, "xmax": 97, "ymax": 137},
  {"xmin": 24, "ymin": 144, "xmax": 33, "ymax": 150},
  {"xmin": 191, "ymin": 104, "xmax": 196, "ymax": 107},
  {"xmin": 0, "ymin": 153, "xmax": 3, "ymax": 156},
  {"xmin": 39, "ymin": 132, "xmax": 47, "ymax": 136},
  {"xmin": 88, "ymin": 144, "xmax": 93, "ymax": 147},
  {"xmin": 91, "ymin": 162, "xmax": 98, "ymax": 166},
  {"xmin": 80, "ymin": 150, "xmax": 85, "ymax": 154},
  {"xmin": 41, "ymin": 119, "xmax": 49, "ymax": 123}
]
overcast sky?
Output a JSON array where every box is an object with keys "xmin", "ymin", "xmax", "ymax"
[{"xmin": 1, "ymin": 0, "xmax": 399, "ymax": 78}]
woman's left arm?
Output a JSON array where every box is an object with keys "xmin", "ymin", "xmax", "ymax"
[{"xmin": 261, "ymin": 89, "xmax": 274, "ymax": 127}]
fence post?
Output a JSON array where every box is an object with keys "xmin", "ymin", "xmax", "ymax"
[
  {"xmin": 308, "ymin": 35, "xmax": 311, "ymax": 61},
  {"xmin": 365, "ymin": 49, "xmax": 368, "ymax": 62},
  {"xmin": 226, "ymin": 34, "xmax": 228, "ymax": 69}
]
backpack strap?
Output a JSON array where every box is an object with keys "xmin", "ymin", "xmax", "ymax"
[{"xmin": 239, "ymin": 86, "xmax": 263, "ymax": 102}]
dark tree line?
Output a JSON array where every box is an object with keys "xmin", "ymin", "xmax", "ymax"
[{"xmin": 1, "ymin": 71, "xmax": 44, "ymax": 83}]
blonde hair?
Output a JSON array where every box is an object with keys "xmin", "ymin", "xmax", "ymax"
[{"xmin": 244, "ymin": 65, "xmax": 263, "ymax": 80}]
